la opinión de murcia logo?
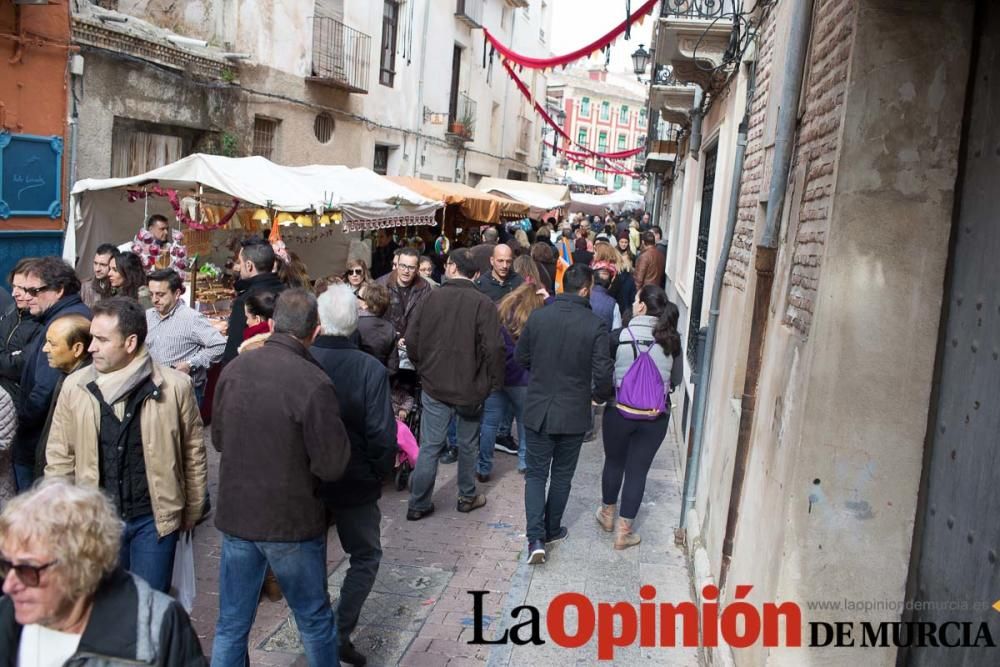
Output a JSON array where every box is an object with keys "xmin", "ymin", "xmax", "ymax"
[{"xmin": 467, "ymin": 586, "xmax": 998, "ymax": 660}]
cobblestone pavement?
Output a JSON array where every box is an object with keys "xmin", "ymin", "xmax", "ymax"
[{"xmin": 190, "ymin": 405, "xmax": 699, "ymax": 666}]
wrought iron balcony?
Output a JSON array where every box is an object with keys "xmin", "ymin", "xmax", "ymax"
[
  {"xmin": 654, "ymin": 0, "xmax": 738, "ymax": 91},
  {"xmin": 308, "ymin": 16, "xmax": 371, "ymax": 94},
  {"xmin": 456, "ymin": 0, "xmax": 484, "ymax": 28},
  {"xmin": 660, "ymin": 0, "xmax": 738, "ymax": 18},
  {"xmin": 447, "ymin": 93, "xmax": 476, "ymax": 142},
  {"xmin": 641, "ymin": 116, "xmax": 682, "ymax": 174}
]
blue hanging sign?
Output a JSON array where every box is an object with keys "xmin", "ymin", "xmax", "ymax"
[{"xmin": 0, "ymin": 131, "xmax": 63, "ymax": 220}]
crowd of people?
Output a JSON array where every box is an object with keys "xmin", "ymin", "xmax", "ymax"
[{"xmin": 0, "ymin": 207, "xmax": 681, "ymax": 665}]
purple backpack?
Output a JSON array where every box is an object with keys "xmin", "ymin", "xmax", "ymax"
[{"xmin": 616, "ymin": 328, "xmax": 667, "ymax": 421}]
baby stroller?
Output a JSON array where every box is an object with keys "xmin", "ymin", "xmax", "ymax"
[{"xmin": 391, "ymin": 367, "xmax": 422, "ymax": 491}]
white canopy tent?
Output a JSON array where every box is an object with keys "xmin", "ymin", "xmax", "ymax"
[
  {"xmin": 65, "ymin": 154, "xmax": 442, "ymax": 271},
  {"xmin": 569, "ymin": 187, "xmax": 646, "ymax": 215},
  {"xmin": 474, "ymin": 177, "xmax": 569, "ymax": 220}
]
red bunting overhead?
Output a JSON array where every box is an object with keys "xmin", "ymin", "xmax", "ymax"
[
  {"xmin": 562, "ymin": 152, "xmax": 638, "ymax": 177},
  {"xmin": 483, "ymin": 0, "xmax": 658, "ymax": 70},
  {"xmin": 544, "ymin": 141, "xmax": 644, "ymax": 161},
  {"xmin": 501, "ymin": 59, "xmax": 637, "ymax": 170}
]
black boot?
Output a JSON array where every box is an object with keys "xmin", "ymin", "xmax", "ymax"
[{"xmin": 339, "ymin": 641, "xmax": 368, "ymax": 666}]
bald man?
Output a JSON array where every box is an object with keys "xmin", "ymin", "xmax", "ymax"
[
  {"xmin": 36, "ymin": 314, "xmax": 93, "ymax": 477},
  {"xmin": 474, "ymin": 244, "xmax": 525, "ymax": 303}
]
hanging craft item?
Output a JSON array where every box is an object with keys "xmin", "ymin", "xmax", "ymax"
[
  {"xmin": 126, "ymin": 185, "xmax": 240, "ymax": 231},
  {"xmin": 483, "ymin": 0, "xmax": 656, "ymax": 70},
  {"xmin": 131, "ymin": 228, "xmax": 191, "ymax": 282}
]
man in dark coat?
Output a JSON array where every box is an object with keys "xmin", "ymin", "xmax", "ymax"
[
  {"xmin": 376, "ymin": 248, "xmax": 431, "ymax": 364},
  {"xmin": 634, "ymin": 230, "xmax": 666, "ymax": 291},
  {"xmin": 404, "ymin": 248, "xmax": 504, "ymax": 520},
  {"xmin": 474, "ymin": 244, "xmax": 524, "ymax": 302},
  {"xmin": 469, "ymin": 226, "xmax": 499, "ymax": 278},
  {"xmin": 11, "ymin": 257, "xmax": 90, "ymax": 491},
  {"xmin": 211, "ymin": 289, "xmax": 350, "ymax": 665},
  {"xmin": 370, "ymin": 229, "xmax": 399, "ymax": 279},
  {"xmin": 222, "ymin": 238, "xmax": 286, "ymax": 363},
  {"xmin": 516, "ymin": 263, "xmax": 614, "ymax": 565},
  {"xmin": 0, "ymin": 260, "xmax": 42, "ymax": 405},
  {"xmin": 311, "ymin": 284, "xmax": 396, "ymax": 667}
]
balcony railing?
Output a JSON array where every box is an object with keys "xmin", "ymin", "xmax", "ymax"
[
  {"xmin": 456, "ymin": 0, "xmax": 484, "ymax": 28},
  {"xmin": 308, "ymin": 16, "xmax": 371, "ymax": 94},
  {"xmin": 660, "ymin": 0, "xmax": 738, "ymax": 18},
  {"xmin": 447, "ymin": 93, "xmax": 477, "ymax": 142}
]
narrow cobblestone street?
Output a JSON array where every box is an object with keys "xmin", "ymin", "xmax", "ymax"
[{"xmin": 189, "ymin": 406, "xmax": 699, "ymax": 666}]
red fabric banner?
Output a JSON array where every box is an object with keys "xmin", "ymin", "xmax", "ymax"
[
  {"xmin": 484, "ymin": 0, "xmax": 659, "ymax": 70},
  {"xmin": 501, "ymin": 60, "xmax": 636, "ymax": 170},
  {"xmin": 563, "ymin": 152, "xmax": 638, "ymax": 177},
  {"xmin": 545, "ymin": 141, "xmax": 644, "ymax": 161}
]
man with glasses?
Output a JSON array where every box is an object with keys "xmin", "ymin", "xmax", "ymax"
[
  {"xmin": 11, "ymin": 257, "xmax": 90, "ymax": 491},
  {"xmin": 376, "ymin": 247, "xmax": 430, "ymax": 367},
  {"xmin": 0, "ymin": 259, "xmax": 42, "ymax": 406}
]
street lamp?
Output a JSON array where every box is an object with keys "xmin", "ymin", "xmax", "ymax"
[{"xmin": 631, "ymin": 44, "xmax": 651, "ymax": 78}]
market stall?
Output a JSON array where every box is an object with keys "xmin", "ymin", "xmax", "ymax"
[
  {"xmin": 65, "ymin": 153, "xmax": 441, "ymax": 319},
  {"xmin": 386, "ymin": 176, "xmax": 530, "ymax": 227},
  {"xmin": 569, "ymin": 187, "xmax": 646, "ymax": 216},
  {"xmin": 474, "ymin": 177, "xmax": 570, "ymax": 221}
]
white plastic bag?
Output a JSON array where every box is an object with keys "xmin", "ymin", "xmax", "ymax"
[{"xmin": 171, "ymin": 531, "xmax": 196, "ymax": 613}]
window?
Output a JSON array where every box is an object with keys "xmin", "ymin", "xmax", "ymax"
[
  {"xmin": 596, "ymin": 170, "xmax": 607, "ymax": 183},
  {"xmin": 614, "ymin": 175, "xmax": 624, "ymax": 189},
  {"xmin": 575, "ymin": 163, "xmax": 585, "ymax": 172},
  {"xmin": 600, "ymin": 100, "xmax": 610, "ymax": 121},
  {"xmin": 632, "ymin": 178, "xmax": 642, "ymax": 192},
  {"xmin": 639, "ymin": 108, "xmax": 648, "ymax": 127},
  {"xmin": 617, "ymin": 134, "xmax": 627, "ymax": 150},
  {"xmin": 598, "ymin": 131, "xmax": 608, "ymax": 152},
  {"xmin": 380, "ymin": 1, "xmax": 399, "ymax": 87},
  {"xmin": 314, "ymin": 113, "xmax": 335, "ymax": 143},
  {"xmin": 252, "ymin": 116, "xmax": 278, "ymax": 160},
  {"xmin": 110, "ymin": 120, "xmax": 188, "ymax": 178},
  {"xmin": 577, "ymin": 128, "xmax": 588, "ymax": 146},
  {"xmin": 373, "ymin": 145, "xmax": 389, "ymax": 175},
  {"xmin": 619, "ymin": 105, "xmax": 629, "ymax": 124},
  {"xmin": 580, "ymin": 96, "xmax": 591, "ymax": 117}
]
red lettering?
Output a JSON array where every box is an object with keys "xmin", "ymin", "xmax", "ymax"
[
  {"xmin": 639, "ymin": 586, "xmax": 657, "ymax": 647},
  {"xmin": 763, "ymin": 602, "xmax": 802, "ymax": 647},
  {"xmin": 597, "ymin": 602, "xmax": 638, "ymax": 660},
  {"xmin": 701, "ymin": 584, "xmax": 719, "ymax": 646},
  {"xmin": 660, "ymin": 602, "xmax": 700, "ymax": 647},
  {"xmin": 547, "ymin": 593, "xmax": 595, "ymax": 648}
]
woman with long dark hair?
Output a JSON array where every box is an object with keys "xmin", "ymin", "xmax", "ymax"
[
  {"xmin": 597, "ymin": 284, "xmax": 683, "ymax": 549},
  {"xmin": 476, "ymin": 283, "xmax": 546, "ymax": 478},
  {"xmin": 108, "ymin": 251, "xmax": 152, "ymax": 309}
]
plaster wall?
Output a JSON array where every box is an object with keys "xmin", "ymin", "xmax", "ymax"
[
  {"xmin": 686, "ymin": 2, "xmax": 975, "ymax": 666},
  {"xmin": 1, "ymin": 2, "xmax": 70, "ymax": 231}
]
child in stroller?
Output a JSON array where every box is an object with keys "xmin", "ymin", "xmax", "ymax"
[{"xmin": 391, "ymin": 368, "xmax": 421, "ymax": 490}]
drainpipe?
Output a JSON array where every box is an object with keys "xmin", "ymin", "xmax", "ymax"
[
  {"xmin": 717, "ymin": 0, "xmax": 814, "ymax": 590},
  {"xmin": 679, "ymin": 116, "xmax": 748, "ymax": 533},
  {"xmin": 412, "ymin": 0, "xmax": 432, "ymax": 176}
]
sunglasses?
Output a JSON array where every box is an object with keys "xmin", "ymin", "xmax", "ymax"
[
  {"xmin": 0, "ymin": 558, "xmax": 58, "ymax": 587},
  {"xmin": 11, "ymin": 284, "xmax": 50, "ymax": 298},
  {"xmin": 346, "ymin": 268, "xmax": 364, "ymax": 276}
]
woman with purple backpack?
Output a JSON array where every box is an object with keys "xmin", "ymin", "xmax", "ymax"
[{"xmin": 597, "ymin": 285, "xmax": 684, "ymax": 549}]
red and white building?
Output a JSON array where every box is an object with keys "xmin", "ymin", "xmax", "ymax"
[{"xmin": 545, "ymin": 66, "xmax": 649, "ymax": 193}]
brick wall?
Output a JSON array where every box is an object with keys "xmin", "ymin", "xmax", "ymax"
[
  {"xmin": 724, "ymin": 10, "xmax": 776, "ymax": 291},
  {"xmin": 784, "ymin": 0, "xmax": 856, "ymax": 334},
  {"xmin": 724, "ymin": 0, "xmax": 857, "ymax": 340}
]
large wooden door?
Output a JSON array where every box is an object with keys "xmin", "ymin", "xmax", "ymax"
[{"xmin": 903, "ymin": 3, "xmax": 1000, "ymax": 665}]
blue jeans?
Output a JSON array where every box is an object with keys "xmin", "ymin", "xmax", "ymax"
[
  {"xmin": 478, "ymin": 386, "xmax": 528, "ymax": 475},
  {"xmin": 447, "ymin": 415, "xmax": 457, "ymax": 447},
  {"xmin": 523, "ymin": 429, "xmax": 585, "ymax": 542},
  {"xmin": 408, "ymin": 393, "xmax": 480, "ymax": 511},
  {"xmin": 120, "ymin": 514, "xmax": 179, "ymax": 593},
  {"xmin": 213, "ymin": 533, "xmax": 337, "ymax": 667},
  {"xmin": 13, "ymin": 463, "xmax": 34, "ymax": 493}
]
